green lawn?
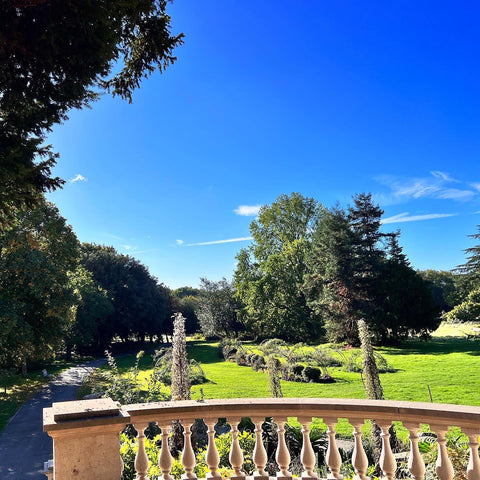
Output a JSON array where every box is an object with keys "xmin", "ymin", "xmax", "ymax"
[
  {"xmin": 187, "ymin": 337, "xmax": 480, "ymax": 406},
  {"xmin": 103, "ymin": 334, "xmax": 480, "ymax": 407},
  {"xmin": 100, "ymin": 335, "xmax": 477, "ymax": 440}
]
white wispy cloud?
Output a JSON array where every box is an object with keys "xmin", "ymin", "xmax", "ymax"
[
  {"xmin": 376, "ymin": 171, "xmax": 477, "ymax": 204},
  {"xmin": 186, "ymin": 237, "xmax": 253, "ymax": 246},
  {"xmin": 435, "ymin": 189, "xmax": 476, "ymax": 201},
  {"xmin": 122, "ymin": 245, "xmax": 137, "ymax": 251},
  {"xmin": 382, "ymin": 212, "xmax": 457, "ymax": 224},
  {"xmin": 430, "ymin": 171, "xmax": 460, "ymax": 183},
  {"xmin": 176, "ymin": 239, "xmax": 184, "ymax": 245},
  {"xmin": 234, "ymin": 205, "xmax": 261, "ymax": 216},
  {"xmin": 70, "ymin": 174, "xmax": 87, "ymax": 183}
]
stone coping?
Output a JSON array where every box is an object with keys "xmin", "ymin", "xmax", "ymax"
[
  {"xmin": 124, "ymin": 398, "xmax": 480, "ymax": 428},
  {"xmin": 44, "ymin": 398, "xmax": 480, "ymax": 433}
]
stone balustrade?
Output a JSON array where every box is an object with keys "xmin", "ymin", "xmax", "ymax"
[{"xmin": 43, "ymin": 398, "xmax": 480, "ymax": 480}]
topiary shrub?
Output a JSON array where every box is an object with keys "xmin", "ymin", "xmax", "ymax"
[
  {"xmin": 235, "ymin": 351, "xmax": 249, "ymax": 366},
  {"xmin": 303, "ymin": 366, "xmax": 321, "ymax": 383},
  {"xmin": 292, "ymin": 364, "xmax": 305, "ymax": 376}
]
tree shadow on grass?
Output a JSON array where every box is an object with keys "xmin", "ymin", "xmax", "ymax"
[
  {"xmin": 380, "ymin": 337, "xmax": 480, "ymax": 356},
  {"xmin": 187, "ymin": 342, "xmax": 223, "ymax": 364}
]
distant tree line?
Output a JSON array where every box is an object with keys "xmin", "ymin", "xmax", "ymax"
[
  {"xmin": 198, "ymin": 192, "xmax": 480, "ymax": 344},
  {"xmin": 0, "ymin": 200, "xmax": 180, "ymax": 372},
  {"xmin": 2, "ymin": 192, "xmax": 479, "ymax": 373}
]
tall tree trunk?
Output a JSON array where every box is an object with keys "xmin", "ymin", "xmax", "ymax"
[
  {"xmin": 21, "ymin": 357, "xmax": 27, "ymax": 377},
  {"xmin": 66, "ymin": 343, "xmax": 72, "ymax": 361}
]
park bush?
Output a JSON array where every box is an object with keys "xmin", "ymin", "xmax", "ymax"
[
  {"xmin": 152, "ymin": 349, "xmax": 207, "ymax": 385},
  {"xmin": 303, "ymin": 366, "xmax": 322, "ymax": 382}
]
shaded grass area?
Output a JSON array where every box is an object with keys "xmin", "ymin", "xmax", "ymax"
[{"xmin": 0, "ymin": 359, "xmax": 87, "ymax": 432}]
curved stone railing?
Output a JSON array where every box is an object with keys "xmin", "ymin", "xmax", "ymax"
[{"xmin": 43, "ymin": 398, "xmax": 480, "ymax": 480}]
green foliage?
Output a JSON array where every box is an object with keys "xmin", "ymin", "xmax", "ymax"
[
  {"xmin": 419, "ymin": 270, "xmax": 459, "ymax": 311},
  {"xmin": 0, "ymin": 201, "xmax": 79, "ymax": 370},
  {"xmin": 176, "ymin": 295, "xmax": 200, "ymax": 334},
  {"xmin": 446, "ymin": 287, "xmax": 480, "ymax": 322},
  {"xmin": 457, "ymin": 225, "xmax": 480, "ymax": 282},
  {"xmin": 219, "ymin": 338, "xmax": 244, "ymax": 360},
  {"xmin": 267, "ymin": 356, "xmax": 283, "ymax": 397},
  {"xmin": 0, "ymin": 0, "xmax": 183, "ymax": 222},
  {"xmin": 197, "ymin": 278, "xmax": 242, "ymax": 338},
  {"xmin": 120, "ymin": 430, "xmax": 256, "ymax": 480},
  {"xmin": 92, "ymin": 351, "xmax": 170, "ymax": 404},
  {"xmin": 235, "ymin": 193, "xmax": 322, "ymax": 342},
  {"xmin": 65, "ymin": 266, "xmax": 113, "ymax": 356},
  {"xmin": 80, "ymin": 243, "xmax": 172, "ymax": 346},
  {"xmin": 305, "ymin": 194, "xmax": 439, "ymax": 345},
  {"xmin": 174, "ymin": 286, "xmax": 201, "ymax": 299},
  {"xmin": 303, "ymin": 366, "xmax": 321, "ymax": 383},
  {"xmin": 152, "ymin": 348, "xmax": 206, "ymax": 386}
]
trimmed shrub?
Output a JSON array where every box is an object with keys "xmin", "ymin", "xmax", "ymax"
[
  {"xmin": 292, "ymin": 364, "xmax": 305, "ymax": 376},
  {"xmin": 235, "ymin": 351, "xmax": 249, "ymax": 366},
  {"xmin": 303, "ymin": 366, "xmax": 321, "ymax": 383}
]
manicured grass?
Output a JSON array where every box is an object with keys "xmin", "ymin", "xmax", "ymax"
[
  {"xmin": 0, "ymin": 359, "xmax": 87, "ymax": 432},
  {"xmin": 187, "ymin": 337, "xmax": 480, "ymax": 406},
  {"xmin": 98, "ymin": 334, "xmax": 480, "ymax": 407}
]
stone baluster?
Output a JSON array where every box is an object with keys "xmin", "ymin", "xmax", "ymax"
[
  {"xmin": 325, "ymin": 418, "xmax": 343, "ymax": 480},
  {"xmin": 181, "ymin": 420, "xmax": 197, "ymax": 480},
  {"xmin": 298, "ymin": 417, "xmax": 318, "ymax": 480},
  {"xmin": 275, "ymin": 418, "xmax": 292, "ymax": 478},
  {"xmin": 205, "ymin": 418, "xmax": 221, "ymax": 478},
  {"xmin": 351, "ymin": 422, "xmax": 369, "ymax": 480},
  {"xmin": 377, "ymin": 422, "xmax": 396, "ymax": 480},
  {"xmin": 404, "ymin": 423, "xmax": 425, "ymax": 480},
  {"xmin": 465, "ymin": 430, "xmax": 480, "ymax": 480},
  {"xmin": 252, "ymin": 417, "xmax": 269, "ymax": 480},
  {"xmin": 432, "ymin": 426, "xmax": 454, "ymax": 480},
  {"xmin": 228, "ymin": 417, "xmax": 246, "ymax": 479},
  {"xmin": 158, "ymin": 423, "xmax": 173, "ymax": 480},
  {"xmin": 133, "ymin": 422, "xmax": 150, "ymax": 480}
]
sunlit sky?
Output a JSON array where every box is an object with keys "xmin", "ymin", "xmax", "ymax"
[{"xmin": 47, "ymin": 1, "xmax": 480, "ymax": 289}]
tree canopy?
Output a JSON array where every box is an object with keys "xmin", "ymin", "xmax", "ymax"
[
  {"xmin": 81, "ymin": 243, "xmax": 172, "ymax": 344},
  {"xmin": 197, "ymin": 278, "xmax": 242, "ymax": 338},
  {"xmin": 0, "ymin": 0, "xmax": 184, "ymax": 226},
  {"xmin": 0, "ymin": 201, "xmax": 79, "ymax": 370},
  {"xmin": 305, "ymin": 194, "xmax": 440, "ymax": 344},
  {"xmin": 235, "ymin": 193, "xmax": 322, "ymax": 341}
]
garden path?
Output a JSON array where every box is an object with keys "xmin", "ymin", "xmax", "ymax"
[{"xmin": 0, "ymin": 358, "xmax": 105, "ymax": 479}]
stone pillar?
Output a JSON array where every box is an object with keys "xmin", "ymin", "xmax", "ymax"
[{"xmin": 43, "ymin": 398, "xmax": 129, "ymax": 480}]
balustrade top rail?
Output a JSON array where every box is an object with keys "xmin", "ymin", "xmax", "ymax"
[
  {"xmin": 43, "ymin": 397, "xmax": 480, "ymax": 480},
  {"xmin": 44, "ymin": 397, "xmax": 480, "ymax": 432}
]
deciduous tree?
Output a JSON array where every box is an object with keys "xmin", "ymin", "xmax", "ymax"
[
  {"xmin": 0, "ymin": 201, "xmax": 79, "ymax": 371},
  {"xmin": 197, "ymin": 278, "xmax": 242, "ymax": 338},
  {"xmin": 235, "ymin": 193, "xmax": 322, "ymax": 341}
]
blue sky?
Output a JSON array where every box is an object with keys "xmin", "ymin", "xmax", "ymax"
[{"xmin": 47, "ymin": 1, "xmax": 480, "ymax": 289}]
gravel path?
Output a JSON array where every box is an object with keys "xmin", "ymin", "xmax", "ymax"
[{"xmin": 0, "ymin": 359, "xmax": 105, "ymax": 479}]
